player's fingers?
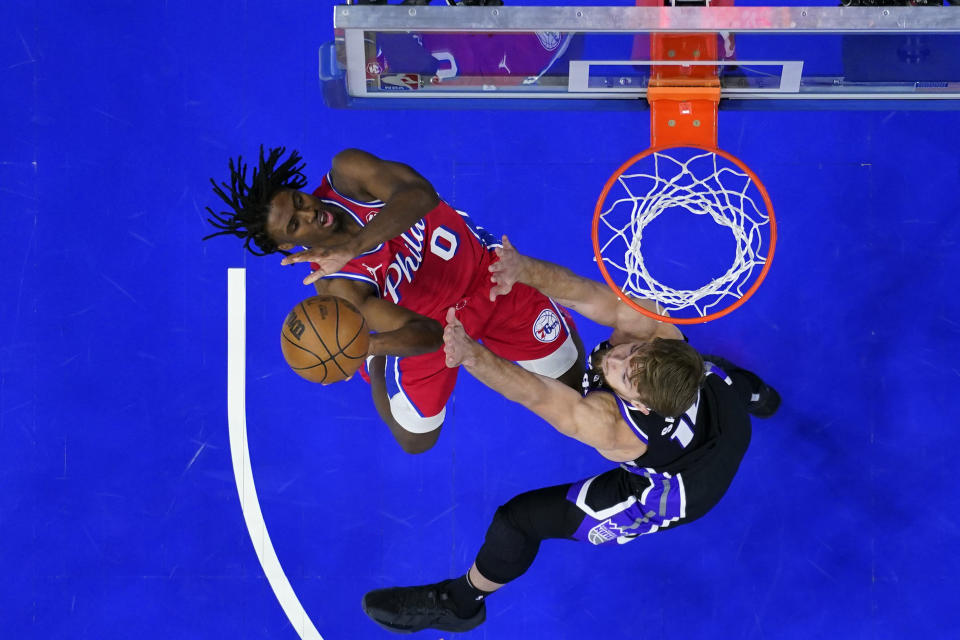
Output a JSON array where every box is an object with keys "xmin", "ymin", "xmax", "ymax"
[
  {"xmin": 443, "ymin": 330, "xmax": 459, "ymax": 349},
  {"xmin": 302, "ymin": 269, "xmax": 323, "ymax": 285},
  {"xmin": 491, "ymin": 280, "xmax": 512, "ymax": 302},
  {"xmin": 445, "ymin": 307, "xmax": 459, "ymax": 326},
  {"xmin": 281, "ymin": 250, "xmax": 312, "ymax": 265},
  {"xmin": 442, "ymin": 338, "xmax": 456, "ymax": 357},
  {"xmin": 501, "ymin": 234, "xmax": 513, "ymax": 250}
]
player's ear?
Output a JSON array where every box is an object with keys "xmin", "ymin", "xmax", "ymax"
[{"xmin": 630, "ymin": 401, "xmax": 651, "ymax": 415}]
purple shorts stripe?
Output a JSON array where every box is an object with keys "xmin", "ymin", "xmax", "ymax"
[{"xmin": 566, "ymin": 468, "xmax": 687, "ymax": 546}]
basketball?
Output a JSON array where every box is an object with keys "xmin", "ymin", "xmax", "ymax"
[{"xmin": 280, "ymin": 295, "xmax": 369, "ymax": 384}]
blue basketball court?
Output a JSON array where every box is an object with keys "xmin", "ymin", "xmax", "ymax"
[{"xmin": 3, "ymin": 1, "xmax": 960, "ymax": 638}]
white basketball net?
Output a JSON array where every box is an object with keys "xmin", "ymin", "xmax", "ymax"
[{"xmin": 596, "ymin": 148, "xmax": 772, "ymax": 318}]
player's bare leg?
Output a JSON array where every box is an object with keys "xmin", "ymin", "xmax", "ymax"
[
  {"xmin": 367, "ymin": 356, "xmax": 443, "ymax": 454},
  {"xmin": 467, "ymin": 564, "xmax": 504, "ymax": 592}
]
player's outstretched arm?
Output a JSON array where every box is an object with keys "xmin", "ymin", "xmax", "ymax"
[
  {"xmin": 321, "ymin": 278, "xmax": 442, "ymax": 358},
  {"xmin": 281, "ymin": 149, "xmax": 440, "ymax": 283},
  {"xmin": 490, "ymin": 235, "xmax": 681, "ymax": 342},
  {"xmin": 444, "ymin": 309, "xmax": 646, "ymax": 460}
]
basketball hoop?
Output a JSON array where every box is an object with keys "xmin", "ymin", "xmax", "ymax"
[
  {"xmin": 590, "ymin": 30, "xmax": 776, "ymax": 325},
  {"xmin": 592, "ymin": 145, "xmax": 776, "ymax": 325}
]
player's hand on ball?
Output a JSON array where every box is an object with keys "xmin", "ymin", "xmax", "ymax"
[
  {"xmin": 443, "ymin": 307, "xmax": 479, "ymax": 368},
  {"xmin": 489, "ymin": 234, "xmax": 525, "ymax": 302},
  {"xmin": 281, "ymin": 242, "xmax": 358, "ymax": 285}
]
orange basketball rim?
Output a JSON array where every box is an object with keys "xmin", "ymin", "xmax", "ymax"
[{"xmin": 591, "ymin": 30, "xmax": 777, "ymax": 325}]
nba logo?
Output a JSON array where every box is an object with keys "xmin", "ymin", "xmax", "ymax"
[
  {"xmin": 533, "ymin": 309, "xmax": 561, "ymax": 343},
  {"xmin": 379, "ymin": 74, "xmax": 422, "ymax": 91}
]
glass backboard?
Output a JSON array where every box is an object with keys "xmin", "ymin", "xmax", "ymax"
[{"xmin": 322, "ymin": 5, "xmax": 960, "ymax": 110}]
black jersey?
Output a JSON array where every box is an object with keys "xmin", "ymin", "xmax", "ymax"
[{"xmin": 582, "ymin": 341, "xmax": 752, "ymax": 526}]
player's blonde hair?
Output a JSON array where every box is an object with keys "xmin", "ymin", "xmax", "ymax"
[{"xmin": 627, "ymin": 339, "xmax": 705, "ymax": 418}]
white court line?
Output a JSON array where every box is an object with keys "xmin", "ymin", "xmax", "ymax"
[{"xmin": 227, "ymin": 268, "xmax": 324, "ymax": 640}]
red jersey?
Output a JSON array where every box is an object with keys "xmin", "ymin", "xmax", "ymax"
[
  {"xmin": 312, "ymin": 173, "xmax": 501, "ymax": 322},
  {"xmin": 307, "ymin": 172, "xmax": 577, "ymax": 431}
]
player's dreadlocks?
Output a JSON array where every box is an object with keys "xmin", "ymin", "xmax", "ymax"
[{"xmin": 203, "ymin": 145, "xmax": 308, "ymax": 255}]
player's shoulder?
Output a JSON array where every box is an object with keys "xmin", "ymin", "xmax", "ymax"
[
  {"xmin": 581, "ymin": 390, "xmax": 624, "ymax": 422},
  {"xmin": 328, "ymin": 149, "xmax": 381, "ymax": 200},
  {"xmin": 332, "ymin": 147, "xmax": 376, "ymax": 165},
  {"xmin": 699, "ymin": 371, "xmax": 738, "ymax": 404},
  {"xmin": 581, "ymin": 390, "xmax": 651, "ymax": 457}
]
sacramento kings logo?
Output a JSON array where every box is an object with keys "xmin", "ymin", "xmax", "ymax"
[
  {"xmin": 533, "ymin": 309, "xmax": 561, "ymax": 343},
  {"xmin": 588, "ymin": 520, "xmax": 617, "ymax": 545},
  {"xmin": 535, "ymin": 31, "xmax": 562, "ymax": 51}
]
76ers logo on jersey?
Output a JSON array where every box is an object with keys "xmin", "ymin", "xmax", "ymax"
[{"xmin": 533, "ymin": 309, "xmax": 561, "ymax": 343}]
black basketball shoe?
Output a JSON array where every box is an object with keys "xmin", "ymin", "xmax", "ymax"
[
  {"xmin": 362, "ymin": 579, "xmax": 486, "ymax": 633},
  {"xmin": 747, "ymin": 382, "xmax": 781, "ymax": 418},
  {"xmin": 702, "ymin": 354, "xmax": 781, "ymax": 418}
]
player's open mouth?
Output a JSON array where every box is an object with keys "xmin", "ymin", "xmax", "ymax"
[{"xmin": 317, "ymin": 210, "xmax": 334, "ymax": 228}]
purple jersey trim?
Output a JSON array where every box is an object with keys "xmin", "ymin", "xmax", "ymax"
[
  {"xmin": 612, "ymin": 394, "xmax": 650, "ymax": 443},
  {"xmin": 566, "ymin": 467, "xmax": 687, "ymax": 545}
]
